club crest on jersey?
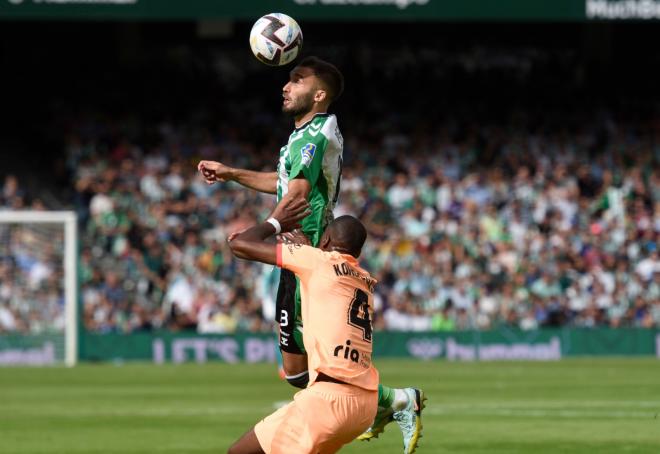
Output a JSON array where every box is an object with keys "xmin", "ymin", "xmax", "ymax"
[{"xmin": 300, "ymin": 143, "xmax": 316, "ymax": 167}]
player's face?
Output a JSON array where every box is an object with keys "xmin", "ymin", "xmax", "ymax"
[{"xmin": 282, "ymin": 66, "xmax": 319, "ymax": 117}]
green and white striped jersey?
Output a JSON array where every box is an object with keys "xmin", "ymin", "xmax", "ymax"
[{"xmin": 277, "ymin": 113, "xmax": 343, "ymax": 247}]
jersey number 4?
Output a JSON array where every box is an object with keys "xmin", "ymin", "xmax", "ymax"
[{"xmin": 348, "ymin": 289, "xmax": 372, "ymax": 342}]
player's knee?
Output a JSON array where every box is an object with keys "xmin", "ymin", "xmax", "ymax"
[
  {"xmin": 281, "ymin": 351, "xmax": 307, "ymax": 373},
  {"xmin": 285, "ymin": 370, "xmax": 309, "ymax": 389}
]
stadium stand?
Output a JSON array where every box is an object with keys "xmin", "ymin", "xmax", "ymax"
[{"xmin": 1, "ymin": 33, "xmax": 658, "ymax": 334}]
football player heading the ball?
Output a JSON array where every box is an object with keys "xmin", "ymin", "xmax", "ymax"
[
  {"xmin": 199, "ymin": 57, "xmax": 346, "ymax": 384},
  {"xmin": 199, "ymin": 37, "xmax": 425, "ymax": 454}
]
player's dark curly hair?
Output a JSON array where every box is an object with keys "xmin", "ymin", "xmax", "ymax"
[{"xmin": 298, "ymin": 56, "xmax": 344, "ymax": 103}]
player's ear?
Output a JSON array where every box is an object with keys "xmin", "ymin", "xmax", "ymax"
[
  {"xmin": 314, "ymin": 89, "xmax": 327, "ymax": 103},
  {"xmin": 320, "ymin": 232, "xmax": 331, "ymax": 250}
]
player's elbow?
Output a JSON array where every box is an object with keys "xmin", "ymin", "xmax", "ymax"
[
  {"xmin": 267, "ymin": 172, "xmax": 279, "ymax": 193},
  {"xmin": 227, "ymin": 240, "xmax": 248, "ymax": 259}
]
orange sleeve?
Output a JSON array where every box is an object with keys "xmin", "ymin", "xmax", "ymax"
[
  {"xmin": 276, "ymin": 243, "xmax": 283, "ymax": 268},
  {"xmin": 277, "ymin": 244, "xmax": 324, "ymax": 279}
]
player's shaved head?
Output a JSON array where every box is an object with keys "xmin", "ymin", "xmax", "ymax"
[{"xmin": 323, "ymin": 215, "xmax": 367, "ymax": 258}]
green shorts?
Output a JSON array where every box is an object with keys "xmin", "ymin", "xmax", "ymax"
[{"xmin": 275, "ymin": 268, "xmax": 305, "ymax": 354}]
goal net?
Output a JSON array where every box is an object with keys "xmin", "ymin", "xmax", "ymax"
[{"xmin": 0, "ymin": 211, "xmax": 77, "ymax": 366}]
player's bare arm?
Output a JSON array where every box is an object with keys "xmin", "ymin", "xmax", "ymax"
[
  {"xmin": 286, "ymin": 175, "xmax": 311, "ymax": 201},
  {"xmin": 197, "ymin": 160, "xmax": 278, "ymax": 194},
  {"xmin": 228, "ymin": 198, "xmax": 310, "ymax": 264},
  {"xmin": 248, "ymin": 176, "xmax": 310, "ymax": 244},
  {"xmin": 225, "ymin": 176, "xmax": 312, "ymax": 242}
]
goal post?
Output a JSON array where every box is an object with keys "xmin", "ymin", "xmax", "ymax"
[{"xmin": 0, "ymin": 211, "xmax": 78, "ymax": 367}]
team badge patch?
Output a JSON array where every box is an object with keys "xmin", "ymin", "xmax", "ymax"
[{"xmin": 300, "ymin": 143, "xmax": 316, "ymax": 167}]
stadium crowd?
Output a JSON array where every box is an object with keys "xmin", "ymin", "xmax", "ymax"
[
  {"xmin": 1, "ymin": 41, "xmax": 659, "ymax": 335},
  {"xmin": 51, "ymin": 111, "xmax": 660, "ymax": 334}
]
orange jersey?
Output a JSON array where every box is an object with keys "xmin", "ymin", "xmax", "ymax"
[{"xmin": 276, "ymin": 243, "xmax": 379, "ymax": 391}]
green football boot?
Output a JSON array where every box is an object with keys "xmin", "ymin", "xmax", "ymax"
[{"xmin": 393, "ymin": 388, "xmax": 426, "ymax": 454}]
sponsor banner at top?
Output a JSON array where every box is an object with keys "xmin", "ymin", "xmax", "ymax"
[
  {"xmin": 587, "ymin": 0, "xmax": 660, "ymax": 19},
  {"xmin": 0, "ymin": 0, "xmax": 593, "ymax": 21},
  {"xmin": 1, "ymin": 1, "xmax": 659, "ymax": 23}
]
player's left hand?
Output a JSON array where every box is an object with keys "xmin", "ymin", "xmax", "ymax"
[{"xmin": 271, "ymin": 197, "xmax": 311, "ymax": 233}]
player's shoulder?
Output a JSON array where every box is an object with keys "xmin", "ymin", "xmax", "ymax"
[
  {"xmin": 297, "ymin": 245, "xmax": 341, "ymax": 263},
  {"xmin": 284, "ymin": 243, "xmax": 323, "ymax": 258},
  {"xmin": 300, "ymin": 113, "xmax": 337, "ymax": 137},
  {"xmin": 311, "ymin": 112, "xmax": 336, "ymax": 127}
]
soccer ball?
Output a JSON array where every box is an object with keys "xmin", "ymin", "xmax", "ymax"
[{"xmin": 249, "ymin": 13, "xmax": 303, "ymax": 67}]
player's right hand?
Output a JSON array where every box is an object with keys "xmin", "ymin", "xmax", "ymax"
[
  {"xmin": 197, "ymin": 160, "xmax": 233, "ymax": 185},
  {"xmin": 271, "ymin": 197, "xmax": 311, "ymax": 233}
]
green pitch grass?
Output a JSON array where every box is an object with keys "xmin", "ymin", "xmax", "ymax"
[{"xmin": 2, "ymin": 359, "xmax": 660, "ymax": 453}]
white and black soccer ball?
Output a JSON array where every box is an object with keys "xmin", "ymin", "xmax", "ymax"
[{"xmin": 249, "ymin": 13, "xmax": 303, "ymax": 67}]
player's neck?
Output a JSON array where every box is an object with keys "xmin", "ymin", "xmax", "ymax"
[
  {"xmin": 329, "ymin": 246, "xmax": 354, "ymax": 257},
  {"xmin": 294, "ymin": 108, "xmax": 326, "ymax": 128}
]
